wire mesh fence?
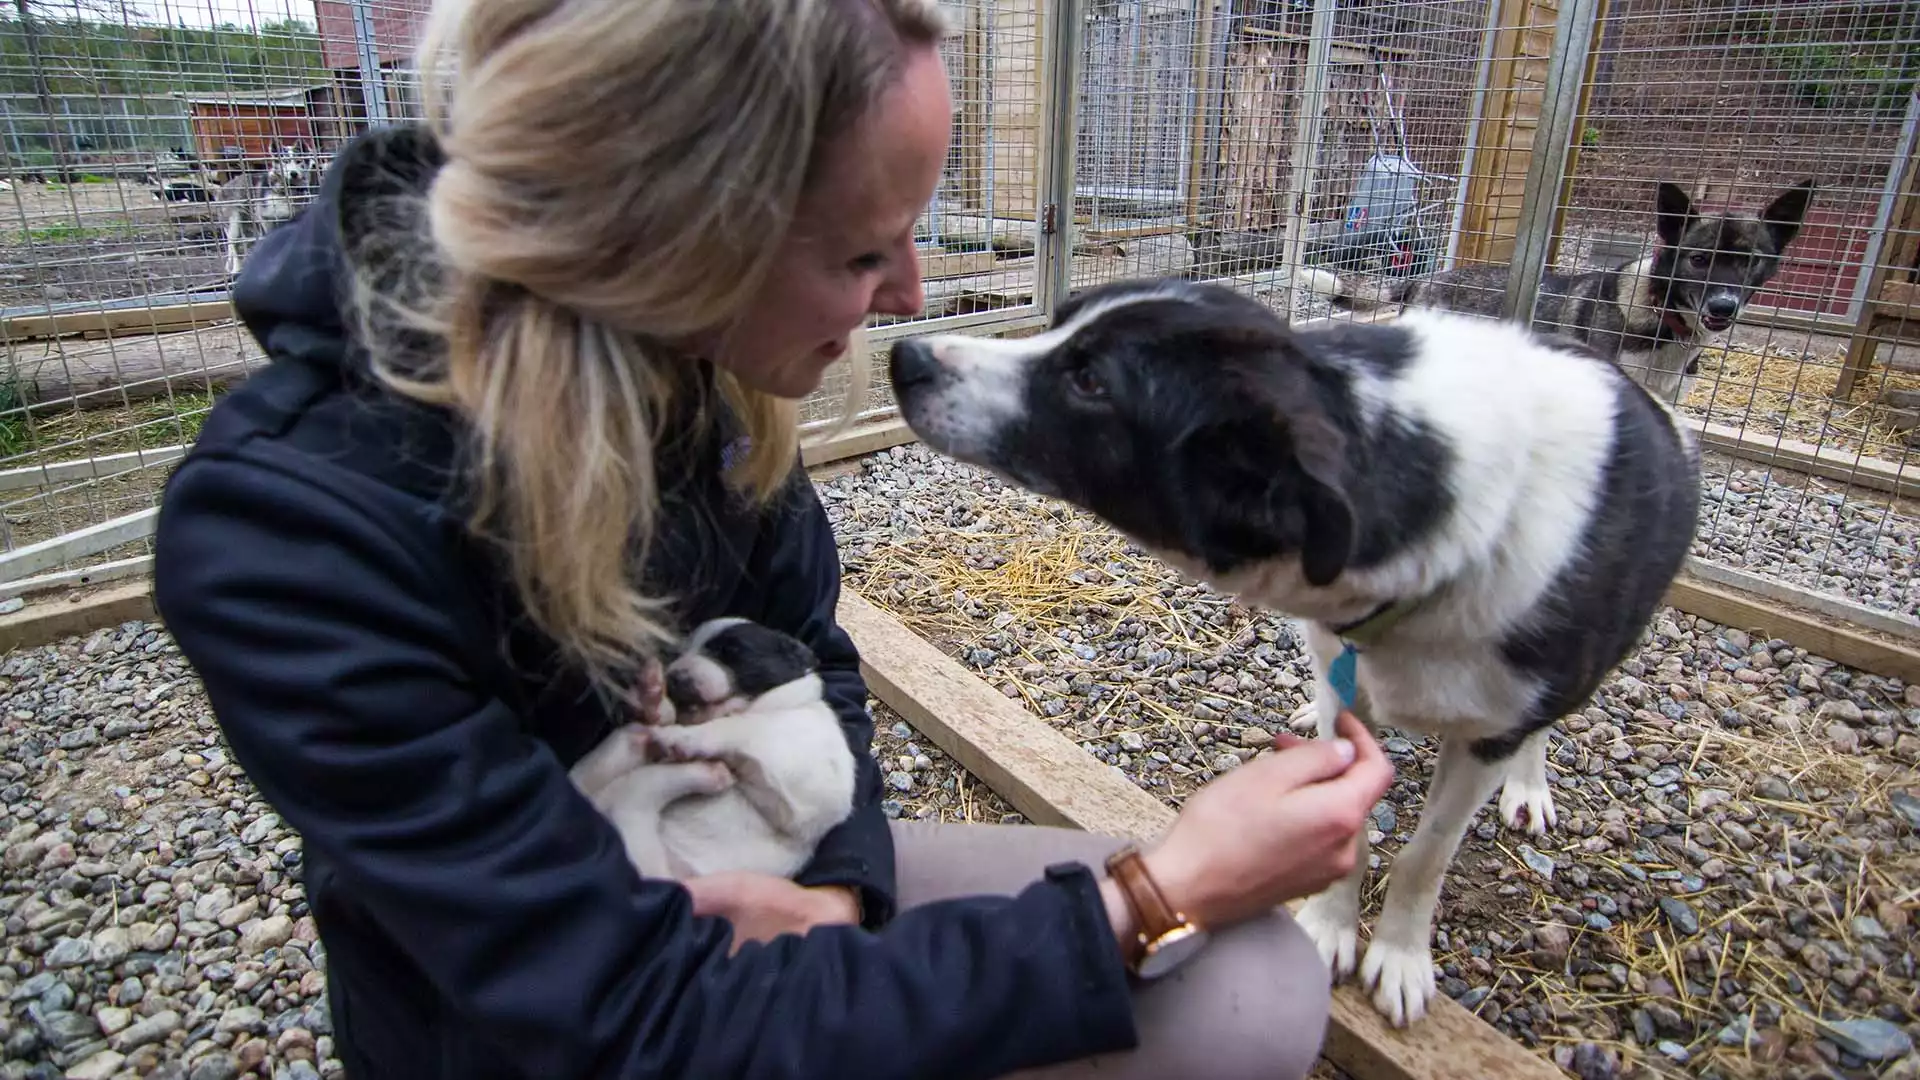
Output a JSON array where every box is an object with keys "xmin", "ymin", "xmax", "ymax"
[
  {"xmin": 1, "ymin": 0, "xmax": 338, "ymax": 598},
  {"xmin": 1, "ymin": 0, "xmax": 1917, "ymax": 637},
  {"xmin": 1548, "ymin": 0, "xmax": 1920, "ymax": 626}
]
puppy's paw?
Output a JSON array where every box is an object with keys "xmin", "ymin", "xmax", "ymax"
[
  {"xmin": 645, "ymin": 725, "xmax": 716, "ymax": 764},
  {"xmin": 1358, "ymin": 937, "xmax": 1437, "ymax": 1028},
  {"xmin": 1293, "ymin": 892, "xmax": 1360, "ymax": 981},
  {"xmin": 569, "ymin": 723, "xmax": 653, "ymax": 796},
  {"xmin": 1286, "ymin": 699, "xmax": 1321, "ymax": 735},
  {"xmin": 1498, "ymin": 776, "xmax": 1558, "ymax": 836},
  {"xmin": 689, "ymin": 760, "xmax": 736, "ymax": 795},
  {"xmin": 633, "ymin": 658, "xmax": 670, "ymax": 726}
]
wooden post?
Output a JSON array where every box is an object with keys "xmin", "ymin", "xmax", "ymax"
[
  {"xmin": 1182, "ymin": 0, "xmax": 1223, "ymax": 230},
  {"xmin": 1455, "ymin": 0, "xmax": 1561, "ymax": 269},
  {"xmin": 990, "ymin": 0, "xmax": 1045, "ymax": 221},
  {"xmin": 1835, "ymin": 131, "xmax": 1920, "ymax": 400}
]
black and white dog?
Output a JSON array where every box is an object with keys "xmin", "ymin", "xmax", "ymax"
[
  {"xmin": 569, "ymin": 617, "xmax": 858, "ymax": 882},
  {"xmin": 886, "ymin": 279, "xmax": 1702, "ymax": 1027}
]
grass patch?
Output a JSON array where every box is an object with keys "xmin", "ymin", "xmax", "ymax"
[{"xmin": 0, "ymin": 390, "xmax": 216, "ymax": 471}]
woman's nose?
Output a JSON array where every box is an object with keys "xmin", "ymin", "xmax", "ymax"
[{"xmin": 870, "ymin": 241, "xmax": 926, "ymax": 318}]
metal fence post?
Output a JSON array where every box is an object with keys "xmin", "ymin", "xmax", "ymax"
[
  {"xmin": 1499, "ymin": 0, "xmax": 1602, "ymax": 322},
  {"xmin": 1277, "ymin": 0, "xmax": 1337, "ymax": 323},
  {"xmin": 1035, "ymin": 0, "xmax": 1086, "ymax": 319},
  {"xmin": 348, "ymin": 0, "xmax": 391, "ymax": 127}
]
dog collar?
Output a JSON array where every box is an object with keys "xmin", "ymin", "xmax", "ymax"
[
  {"xmin": 1659, "ymin": 308, "xmax": 1695, "ymax": 340},
  {"xmin": 1324, "ymin": 596, "xmax": 1424, "ymax": 711}
]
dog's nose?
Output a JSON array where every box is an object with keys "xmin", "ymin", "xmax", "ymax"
[
  {"xmin": 1704, "ymin": 295, "xmax": 1740, "ymax": 320},
  {"xmin": 888, "ymin": 338, "xmax": 940, "ymax": 393}
]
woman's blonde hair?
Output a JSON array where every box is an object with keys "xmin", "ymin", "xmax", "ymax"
[{"xmin": 349, "ymin": 0, "xmax": 946, "ymax": 699}]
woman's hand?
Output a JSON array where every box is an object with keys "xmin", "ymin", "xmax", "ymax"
[
  {"xmin": 1103, "ymin": 710, "xmax": 1394, "ymax": 940},
  {"xmin": 683, "ymin": 872, "xmax": 862, "ymax": 954}
]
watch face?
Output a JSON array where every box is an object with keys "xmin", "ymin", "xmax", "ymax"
[{"xmin": 1137, "ymin": 926, "xmax": 1210, "ymax": 979}]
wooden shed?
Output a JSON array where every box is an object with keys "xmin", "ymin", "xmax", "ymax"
[{"xmin": 177, "ymin": 91, "xmax": 319, "ymax": 163}]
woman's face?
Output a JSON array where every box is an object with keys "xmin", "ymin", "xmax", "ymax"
[{"xmin": 708, "ymin": 43, "xmax": 953, "ymax": 400}]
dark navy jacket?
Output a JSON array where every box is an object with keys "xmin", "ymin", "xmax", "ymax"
[{"xmin": 151, "ymin": 125, "xmax": 1138, "ymax": 1080}]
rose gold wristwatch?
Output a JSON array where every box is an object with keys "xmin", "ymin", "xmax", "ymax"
[{"xmin": 1104, "ymin": 845, "xmax": 1211, "ymax": 979}]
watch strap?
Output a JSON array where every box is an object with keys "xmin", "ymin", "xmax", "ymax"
[
  {"xmin": 1110, "ymin": 847, "xmax": 1181, "ymax": 932},
  {"xmin": 1104, "ymin": 845, "xmax": 1194, "ymax": 971}
]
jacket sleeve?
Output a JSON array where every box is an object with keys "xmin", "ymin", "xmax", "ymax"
[
  {"xmin": 737, "ymin": 464, "xmax": 896, "ymax": 927},
  {"xmin": 152, "ymin": 447, "xmax": 1141, "ymax": 1080}
]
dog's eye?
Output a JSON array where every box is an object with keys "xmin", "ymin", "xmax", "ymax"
[
  {"xmin": 1065, "ymin": 361, "xmax": 1107, "ymax": 401},
  {"xmin": 1688, "ymin": 251, "xmax": 1712, "ymax": 268}
]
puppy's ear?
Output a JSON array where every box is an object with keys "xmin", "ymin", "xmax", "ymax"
[
  {"xmin": 1655, "ymin": 182, "xmax": 1696, "ymax": 248},
  {"xmin": 1762, "ymin": 180, "xmax": 1814, "ymax": 251},
  {"xmin": 777, "ymin": 633, "xmax": 819, "ymax": 675}
]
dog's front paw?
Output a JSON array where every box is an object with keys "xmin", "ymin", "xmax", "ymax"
[
  {"xmin": 1498, "ymin": 776, "xmax": 1558, "ymax": 836},
  {"xmin": 1293, "ymin": 893, "xmax": 1359, "ymax": 980},
  {"xmin": 1286, "ymin": 699, "xmax": 1321, "ymax": 735},
  {"xmin": 1358, "ymin": 937, "xmax": 1437, "ymax": 1027}
]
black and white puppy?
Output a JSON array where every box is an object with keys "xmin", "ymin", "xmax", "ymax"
[
  {"xmin": 886, "ymin": 278, "xmax": 1701, "ymax": 1027},
  {"xmin": 569, "ymin": 617, "xmax": 858, "ymax": 882}
]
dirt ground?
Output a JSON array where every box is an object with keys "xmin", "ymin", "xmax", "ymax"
[{"xmin": 0, "ymin": 178, "xmax": 232, "ymax": 310}]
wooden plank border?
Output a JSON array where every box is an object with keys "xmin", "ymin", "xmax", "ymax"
[
  {"xmin": 0, "ymin": 508, "xmax": 158, "ymax": 581},
  {"xmin": 0, "ymin": 444, "xmax": 188, "ymax": 493},
  {"xmin": 837, "ymin": 589, "xmax": 1569, "ymax": 1080},
  {"xmin": 1684, "ymin": 418, "xmax": 1920, "ymax": 501},
  {"xmin": 0, "ymin": 581, "xmax": 157, "ymax": 655},
  {"xmin": 801, "ymin": 417, "xmax": 916, "ymax": 467},
  {"xmin": 0, "ymin": 555, "xmax": 155, "ymax": 603},
  {"xmin": 1668, "ymin": 575, "xmax": 1920, "ymax": 685},
  {"xmin": 1, "ymin": 299, "xmax": 236, "ymax": 344}
]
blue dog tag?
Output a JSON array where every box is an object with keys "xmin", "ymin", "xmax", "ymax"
[{"xmin": 1328, "ymin": 644, "xmax": 1360, "ymax": 710}]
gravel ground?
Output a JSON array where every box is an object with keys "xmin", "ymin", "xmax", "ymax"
[
  {"xmin": 3, "ymin": 444, "xmax": 1916, "ymax": 1080},
  {"xmin": 0, "ymin": 623, "xmax": 332, "ymax": 1080},
  {"xmin": 868, "ymin": 700, "xmax": 1022, "ymax": 827},
  {"xmin": 823, "ymin": 444, "xmax": 1920, "ymax": 1080},
  {"xmin": 1692, "ymin": 464, "xmax": 1919, "ymax": 618}
]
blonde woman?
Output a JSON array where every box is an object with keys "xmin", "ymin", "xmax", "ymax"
[{"xmin": 151, "ymin": 1, "xmax": 1394, "ymax": 1077}]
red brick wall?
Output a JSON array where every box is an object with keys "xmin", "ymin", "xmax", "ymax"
[{"xmin": 312, "ymin": 0, "xmax": 432, "ymax": 71}]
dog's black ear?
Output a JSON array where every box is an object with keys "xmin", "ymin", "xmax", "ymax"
[
  {"xmin": 1223, "ymin": 350, "xmax": 1357, "ymax": 588},
  {"xmin": 1761, "ymin": 180, "xmax": 1814, "ymax": 251},
  {"xmin": 1165, "ymin": 419, "xmax": 1354, "ymax": 587},
  {"xmin": 1288, "ymin": 410, "xmax": 1357, "ymax": 588},
  {"xmin": 1655, "ymin": 182, "xmax": 1695, "ymax": 248}
]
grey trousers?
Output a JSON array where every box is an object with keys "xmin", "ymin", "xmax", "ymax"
[{"xmin": 890, "ymin": 820, "xmax": 1331, "ymax": 1080}]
